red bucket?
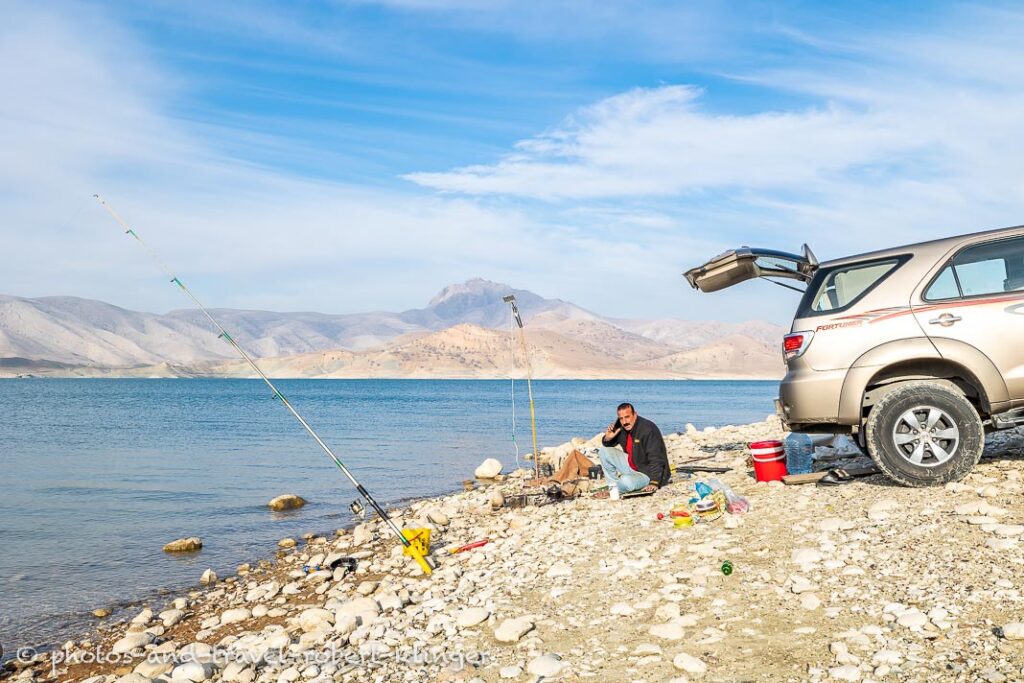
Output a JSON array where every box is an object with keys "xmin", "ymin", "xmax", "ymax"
[{"xmin": 749, "ymin": 440, "xmax": 787, "ymax": 482}]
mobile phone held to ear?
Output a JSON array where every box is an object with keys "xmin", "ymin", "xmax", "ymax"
[{"xmin": 614, "ymin": 418, "xmax": 622, "ymax": 430}]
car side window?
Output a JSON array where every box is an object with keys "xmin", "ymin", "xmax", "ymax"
[
  {"xmin": 925, "ymin": 265, "xmax": 960, "ymax": 300},
  {"xmin": 809, "ymin": 261, "xmax": 898, "ymax": 312},
  {"xmin": 952, "ymin": 236, "xmax": 1024, "ymax": 297}
]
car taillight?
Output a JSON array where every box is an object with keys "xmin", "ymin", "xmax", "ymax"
[{"xmin": 783, "ymin": 331, "xmax": 814, "ymax": 361}]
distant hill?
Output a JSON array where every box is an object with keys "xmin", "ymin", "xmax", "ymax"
[{"xmin": 0, "ymin": 279, "xmax": 786, "ymax": 379}]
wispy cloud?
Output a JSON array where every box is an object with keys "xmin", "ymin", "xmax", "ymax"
[
  {"xmin": 1, "ymin": 2, "xmax": 715, "ymax": 319},
  {"xmin": 9, "ymin": 1, "xmax": 1024, "ymax": 324},
  {"xmin": 406, "ymin": 4, "xmax": 1024, "ymax": 268},
  {"xmin": 406, "ymin": 85, "xmax": 921, "ymax": 199}
]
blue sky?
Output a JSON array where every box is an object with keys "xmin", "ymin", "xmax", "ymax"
[{"xmin": 4, "ymin": 1, "xmax": 1024, "ymax": 322}]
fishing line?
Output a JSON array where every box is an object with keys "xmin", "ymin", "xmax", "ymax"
[{"xmin": 93, "ymin": 194, "xmax": 434, "ymax": 575}]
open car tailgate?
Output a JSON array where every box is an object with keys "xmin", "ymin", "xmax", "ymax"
[{"xmin": 684, "ymin": 245, "xmax": 817, "ymax": 293}]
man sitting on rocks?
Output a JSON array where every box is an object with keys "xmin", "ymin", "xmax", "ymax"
[{"xmin": 595, "ymin": 403, "xmax": 670, "ymax": 497}]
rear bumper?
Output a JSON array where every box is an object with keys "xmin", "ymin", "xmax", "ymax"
[{"xmin": 777, "ymin": 368, "xmax": 847, "ymax": 429}]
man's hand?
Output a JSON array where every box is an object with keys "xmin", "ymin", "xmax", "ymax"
[
  {"xmin": 641, "ymin": 484, "xmax": 657, "ymax": 493},
  {"xmin": 605, "ymin": 422, "xmax": 621, "ymax": 441}
]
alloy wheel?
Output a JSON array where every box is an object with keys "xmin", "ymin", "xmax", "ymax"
[{"xmin": 891, "ymin": 405, "xmax": 960, "ymax": 468}]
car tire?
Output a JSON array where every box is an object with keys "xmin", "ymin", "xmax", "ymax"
[{"xmin": 865, "ymin": 381, "xmax": 983, "ymax": 487}]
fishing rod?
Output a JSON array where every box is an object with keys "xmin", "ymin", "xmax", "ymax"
[
  {"xmin": 508, "ymin": 304, "xmax": 521, "ymax": 470},
  {"xmin": 502, "ymin": 295, "xmax": 539, "ymax": 477},
  {"xmin": 94, "ymin": 195, "xmax": 435, "ymax": 575}
]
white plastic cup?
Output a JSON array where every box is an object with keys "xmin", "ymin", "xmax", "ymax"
[{"xmin": 609, "ymin": 486, "xmax": 620, "ymax": 501}]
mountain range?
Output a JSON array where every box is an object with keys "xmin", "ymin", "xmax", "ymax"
[{"xmin": 0, "ymin": 279, "xmax": 786, "ymax": 379}]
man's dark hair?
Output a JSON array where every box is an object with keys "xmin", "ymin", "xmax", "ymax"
[{"xmin": 617, "ymin": 402, "xmax": 635, "ymax": 414}]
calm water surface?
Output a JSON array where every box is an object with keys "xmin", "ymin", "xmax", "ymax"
[{"xmin": 0, "ymin": 378, "xmax": 777, "ymax": 653}]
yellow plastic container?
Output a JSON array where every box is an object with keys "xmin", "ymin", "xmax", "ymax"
[{"xmin": 402, "ymin": 528, "xmax": 433, "ymax": 574}]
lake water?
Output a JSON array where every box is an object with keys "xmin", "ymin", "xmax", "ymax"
[{"xmin": 0, "ymin": 378, "xmax": 778, "ymax": 655}]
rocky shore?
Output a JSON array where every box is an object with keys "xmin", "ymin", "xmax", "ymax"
[{"xmin": 6, "ymin": 418, "xmax": 1024, "ymax": 682}]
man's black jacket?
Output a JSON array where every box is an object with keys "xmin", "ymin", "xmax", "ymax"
[{"xmin": 601, "ymin": 415, "xmax": 671, "ymax": 488}]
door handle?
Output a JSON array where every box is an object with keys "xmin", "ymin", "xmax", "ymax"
[{"xmin": 929, "ymin": 313, "xmax": 962, "ymax": 326}]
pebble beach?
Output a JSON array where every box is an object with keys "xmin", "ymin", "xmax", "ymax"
[{"xmin": 7, "ymin": 418, "xmax": 1024, "ymax": 683}]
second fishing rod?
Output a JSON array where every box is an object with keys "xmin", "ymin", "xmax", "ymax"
[{"xmin": 94, "ymin": 195, "xmax": 435, "ymax": 575}]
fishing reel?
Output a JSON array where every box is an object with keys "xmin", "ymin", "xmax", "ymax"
[{"xmin": 349, "ymin": 499, "xmax": 366, "ymax": 519}]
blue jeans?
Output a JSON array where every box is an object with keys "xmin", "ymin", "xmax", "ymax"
[{"xmin": 598, "ymin": 446, "xmax": 650, "ymax": 493}]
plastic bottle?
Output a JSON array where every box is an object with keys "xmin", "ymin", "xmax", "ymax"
[{"xmin": 784, "ymin": 432, "xmax": 815, "ymax": 475}]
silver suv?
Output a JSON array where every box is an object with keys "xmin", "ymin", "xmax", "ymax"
[{"xmin": 685, "ymin": 226, "xmax": 1024, "ymax": 486}]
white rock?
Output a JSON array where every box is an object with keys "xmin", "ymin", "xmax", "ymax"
[
  {"xmin": 672, "ymin": 652, "xmax": 707, "ymax": 675},
  {"xmin": 1003, "ymin": 622, "xmax": 1024, "ymax": 640},
  {"xmin": 967, "ymin": 516, "xmax": 1000, "ymax": 525},
  {"xmin": 872, "ymin": 650, "xmax": 902, "ymax": 665},
  {"xmin": 171, "ymin": 662, "xmax": 210, "ymax": 682},
  {"xmin": 179, "ymin": 642, "xmax": 215, "ymax": 664},
  {"xmin": 897, "ymin": 610, "xmax": 928, "ymax": 629},
  {"xmin": 993, "ymin": 524, "xmax": 1024, "ymax": 537},
  {"xmin": 457, "ymin": 607, "xmax": 490, "ymax": 628},
  {"xmin": 800, "ymin": 593, "xmax": 822, "ymax": 610},
  {"xmin": 791, "ymin": 548, "xmax": 822, "ymax": 565},
  {"xmin": 133, "ymin": 659, "xmax": 173, "ymax": 679},
  {"xmin": 159, "ymin": 609, "xmax": 184, "ymax": 627},
  {"xmin": 650, "ymin": 622, "xmax": 686, "ymax": 641},
  {"xmin": 199, "ymin": 569, "xmax": 217, "ymax": 585},
  {"xmin": 955, "ymin": 501, "xmax": 1007, "ymax": 517},
  {"xmin": 220, "ymin": 608, "xmax": 250, "ymax": 625},
  {"xmin": 475, "ymin": 458, "xmax": 502, "ymax": 479},
  {"xmin": 334, "ymin": 613, "xmax": 359, "ymax": 637},
  {"xmin": 222, "ymin": 663, "xmax": 252, "ymax": 683},
  {"xmin": 494, "ymin": 617, "xmax": 534, "ymax": 643},
  {"xmin": 499, "ymin": 666, "xmax": 523, "ymax": 679},
  {"xmin": 426, "ymin": 510, "xmax": 449, "ymax": 527},
  {"xmin": 830, "ymin": 641, "xmax": 857, "ymax": 665},
  {"xmin": 988, "ymin": 538, "xmax": 1018, "ymax": 551},
  {"xmin": 829, "ymin": 665, "xmax": 861, "ymax": 681},
  {"xmin": 131, "ymin": 608, "xmax": 153, "ymax": 625},
  {"xmin": 376, "ymin": 591, "xmax": 403, "ymax": 612},
  {"xmin": 335, "ymin": 597, "xmax": 380, "ymax": 622},
  {"xmin": 610, "ymin": 603, "xmax": 635, "ymax": 616},
  {"xmin": 526, "ymin": 654, "xmax": 565, "ymax": 678},
  {"xmin": 299, "ymin": 608, "xmax": 334, "ymax": 632},
  {"xmin": 111, "ymin": 632, "xmax": 154, "ymax": 654}
]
